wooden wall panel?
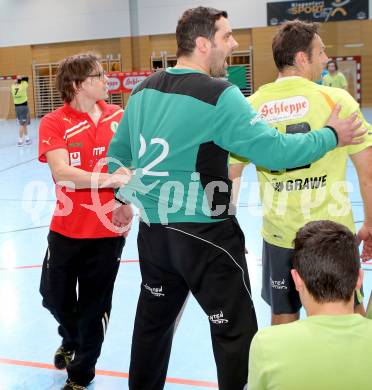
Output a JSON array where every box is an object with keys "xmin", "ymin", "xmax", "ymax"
[
  {"xmin": 131, "ymin": 36, "xmax": 152, "ymax": 70},
  {"xmin": 360, "ymin": 21, "xmax": 372, "ymax": 55},
  {"xmin": 234, "ymin": 28, "xmax": 252, "ymax": 49},
  {"xmin": 150, "ymin": 34, "xmax": 177, "ymax": 56},
  {"xmin": 337, "ymin": 20, "xmax": 362, "ymax": 46},
  {"xmin": 120, "ymin": 37, "xmax": 133, "ymax": 71},
  {"xmin": 319, "ymin": 22, "xmax": 338, "ymax": 56},
  {"xmin": 251, "ymin": 26, "xmax": 277, "ymax": 92},
  {"xmin": 0, "ymin": 45, "xmax": 34, "ymax": 118},
  {"xmin": 31, "ymin": 39, "xmax": 122, "ymax": 64}
]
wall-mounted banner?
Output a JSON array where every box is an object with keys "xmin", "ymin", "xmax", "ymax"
[
  {"xmin": 106, "ymin": 71, "xmax": 152, "ymax": 94},
  {"xmin": 267, "ymin": 0, "xmax": 369, "ymax": 26}
]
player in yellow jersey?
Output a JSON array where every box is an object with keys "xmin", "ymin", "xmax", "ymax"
[
  {"xmin": 230, "ymin": 20, "xmax": 372, "ymax": 325},
  {"xmin": 10, "ymin": 76, "xmax": 31, "ymax": 146},
  {"xmin": 323, "ymin": 60, "xmax": 348, "ymax": 90}
]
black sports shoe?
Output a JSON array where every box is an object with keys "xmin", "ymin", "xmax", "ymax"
[
  {"xmin": 54, "ymin": 345, "xmax": 74, "ymax": 369},
  {"xmin": 61, "ymin": 379, "xmax": 87, "ymax": 390}
]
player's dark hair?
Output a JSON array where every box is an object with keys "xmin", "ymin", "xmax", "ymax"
[
  {"xmin": 293, "ymin": 220, "xmax": 360, "ymax": 303},
  {"xmin": 176, "ymin": 6, "xmax": 228, "ymax": 58},
  {"xmin": 327, "ymin": 60, "xmax": 338, "ymax": 71},
  {"xmin": 272, "ymin": 19, "xmax": 319, "ymax": 71}
]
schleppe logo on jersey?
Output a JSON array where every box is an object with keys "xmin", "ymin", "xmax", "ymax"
[{"xmin": 258, "ymin": 96, "xmax": 309, "ymax": 123}]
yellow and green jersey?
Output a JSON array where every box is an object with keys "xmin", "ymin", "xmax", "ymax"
[
  {"xmin": 11, "ymin": 81, "xmax": 28, "ymax": 105},
  {"xmin": 248, "ymin": 314, "xmax": 372, "ymax": 390},
  {"xmin": 233, "ymin": 77, "xmax": 372, "ymax": 248},
  {"xmin": 323, "ymin": 72, "xmax": 348, "ymax": 89}
]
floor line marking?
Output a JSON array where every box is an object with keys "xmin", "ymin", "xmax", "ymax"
[
  {"xmin": 0, "ymin": 358, "xmax": 218, "ymax": 388},
  {"xmin": 0, "ymin": 157, "xmax": 38, "ymax": 174}
]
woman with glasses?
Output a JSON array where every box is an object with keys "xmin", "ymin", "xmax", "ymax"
[{"xmin": 38, "ymin": 53, "xmax": 133, "ymax": 390}]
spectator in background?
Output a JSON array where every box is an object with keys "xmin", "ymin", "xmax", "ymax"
[
  {"xmin": 248, "ymin": 220, "xmax": 372, "ymax": 390},
  {"xmin": 11, "ymin": 76, "xmax": 31, "ymax": 146},
  {"xmin": 323, "ymin": 59, "xmax": 348, "ymax": 90}
]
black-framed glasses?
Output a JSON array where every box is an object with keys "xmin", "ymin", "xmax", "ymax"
[{"xmin": 86, "ymin": 71, "xmax": 107, "ymax": 80}]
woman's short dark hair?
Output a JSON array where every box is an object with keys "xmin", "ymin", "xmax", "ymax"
[
  {"xmin": 293, "ymin": 220, "xmax": 360, "ymax": 303},
  {"xmin": 272, "ymin": 19, "xmax": 319, "ymax": 71},
  {"xmin": 176, "ymin": 6, "xmax": 228, "ymax": 58},
  {"xmin": 327, "ymin": 60, "xmax": 338, "ymax": 71},
  {"xmin": 55, "ymin": 53, "xmax": 102, "ymax": 103}
]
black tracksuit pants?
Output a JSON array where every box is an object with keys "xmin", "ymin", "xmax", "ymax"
[
  {"xmin": 40, "ymin": 231, "xmax": 124, "ymax": 386},
  {"xmin": 129, "ymin": 218, "xmax": 258, "ymax": 390}
]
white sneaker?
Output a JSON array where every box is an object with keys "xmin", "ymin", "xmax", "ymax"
[
  {"xmin": 17, "ymin": 139, "xmax": 24, "ymax": 147},
  {"xmin": 25, "ymin": 138, "xmax": 32, "ymax": 145}
]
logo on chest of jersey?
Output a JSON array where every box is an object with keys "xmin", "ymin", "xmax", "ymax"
[
  {"xmin": 69, "ymin": 152, "xmax": 81, "ymax": 167},
  {"xmin": 42, "ymin": 137, "xmax": 52, "ymax": 145},
  {"xmin": 258, "ymin": 96, "xmax": 309, "ymax": 123},
  {"xmin": 93, "ymin": 146, "xmax": 106, "ymax": 156},
  {"xmin": 110, "ymin": 121, "xmax": 119, "ymax": 133},
  {"xmin": 68, "ymin": 142, "xmax": 83, "ymax": 148},
  {"xmin": 272, "ymin": 175, "xmax": 327, "ymax": 192}
]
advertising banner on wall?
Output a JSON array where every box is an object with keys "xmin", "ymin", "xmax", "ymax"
[
  {"xmin": 267, "ymin": 0, "xmax": 369, "ymax": 26},
  {"xmin": 106, "ymin": 71, "xmax": 152, "ymax": 94}
]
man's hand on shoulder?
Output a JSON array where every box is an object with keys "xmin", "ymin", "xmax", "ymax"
[
  {"xmin": 357, "ymin": 223, "xmax": 372, "ymax": 262},
  {"xmin": 326, "ymin": 104, "xmax": 366, "ymax": 147}
]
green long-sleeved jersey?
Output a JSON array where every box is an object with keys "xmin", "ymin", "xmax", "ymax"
[{"xmin": 107, "ymin": 68, "xmax": 337, "ymax": 224}]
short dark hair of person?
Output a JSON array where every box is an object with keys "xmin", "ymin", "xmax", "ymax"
[
  {"xmin": 293, "ymin": 220, "xmax": 360, "ymax": 303},
  {"xmin": 56, "ymin": 53, "xmax": 102, "ymax": 103},
  {"xmin": 326, "ymin": 59, "xmax": 338, "ymax": 71},
  {"xmin": 17, "ymin": 76, "xmax": 28, "ymax": 84},
  {"xmin": 272, "ymin": 19, "xmax": 320, "ymax": 71},
  {"xmin": 176, "ymin": 6, "xmax": 228, "ymax": 58}
]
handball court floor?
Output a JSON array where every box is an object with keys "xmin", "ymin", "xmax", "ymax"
[{"xmin": 0, "ymin": 112, "xmax": 372, "ymax": 390}]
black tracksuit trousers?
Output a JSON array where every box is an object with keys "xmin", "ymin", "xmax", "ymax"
[
  {"xmin": 129, "ymin": 218, "xmax": 258, "ymax": 390},
  {"xmin": 40, "ymin": 231, "xmax": 124, "ymax": 386}
]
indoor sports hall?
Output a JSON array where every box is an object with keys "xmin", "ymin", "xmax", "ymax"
[{"xmin": 1, "ymin": 1, "xmax": 372, "ymax": 389}]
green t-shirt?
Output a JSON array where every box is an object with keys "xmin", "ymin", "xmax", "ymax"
[
  {"xmin": 232, "ymin": 77, "xmax": 372, "ymax": 248},
  {"xmin": 323, "ymin": 72, "xmax": 348, "ymax": 89},
  {"xmin": 248, "ymin": 314, "xmax": 372, "ymax": 390},
  {"xmin": 11, "ymin": 81, "xmax": 28, "ymax": 104},
  {"xmin": 108, "ymin": 69, "xmax": 337, "ymax": 224}
]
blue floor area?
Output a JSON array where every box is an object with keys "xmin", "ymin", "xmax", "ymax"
[{"xmin": 0, "ymin": 114, "xmax": 371, "ymax": 389}]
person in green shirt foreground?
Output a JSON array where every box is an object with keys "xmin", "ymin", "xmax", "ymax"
[
  {"xmin": 248, "ymin": 220, "xmax": 372, "ymax": 390},
  {"xmin": 323, "ymin": 60, "xmax": 348, "ymax": 90}
]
